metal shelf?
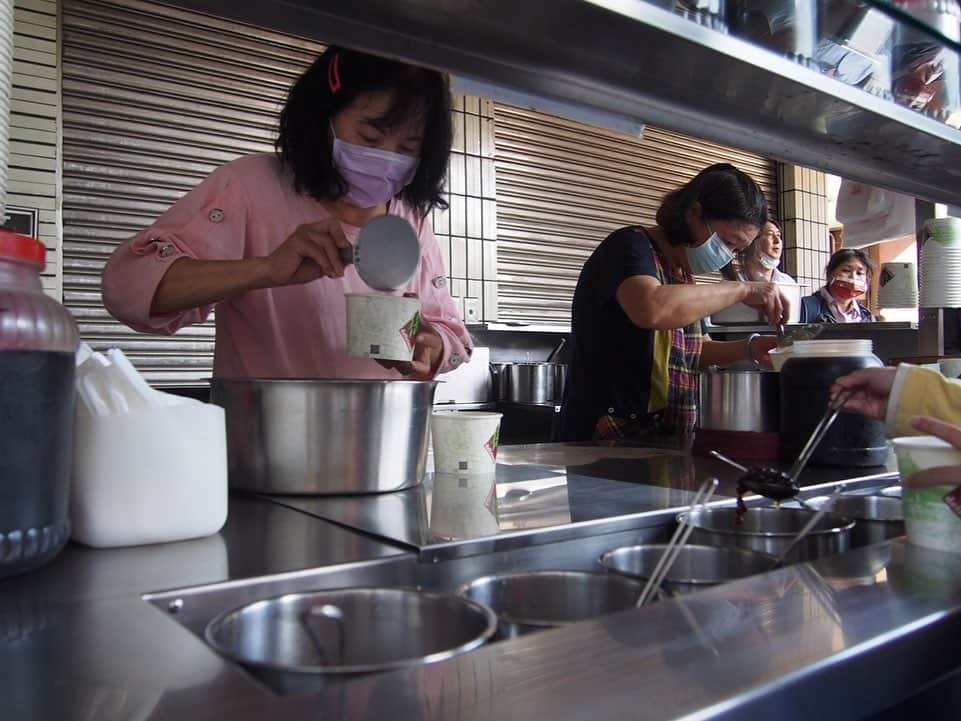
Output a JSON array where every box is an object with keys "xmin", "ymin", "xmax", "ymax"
[{"xmin": 164, "ymin": 0, "xmax": 961, "ymax": 204}]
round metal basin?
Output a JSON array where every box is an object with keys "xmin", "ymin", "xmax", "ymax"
[
  {"xmin": 678, "ymin": 507, "xmax": 854, "ymax": 563},
  {"xmin": 205, "ymin": 587, "xmax": 496, "ymax": 692},
  {"xmin": 806, "ymin": 494, "xmax": 904, "ymax": 547},
  {"xmin": 457, "ymin": 571, "xmax": 642, "ymax": 638},
  {"xmin": 598, "ymin": 544, "xmax": 776, "ymax": 595},
  {"xmin": 211, "ymin": 379, "xmax": 437, "ymax": 494}
]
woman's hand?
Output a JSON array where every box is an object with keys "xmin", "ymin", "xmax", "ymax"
[
  {"xmin": 830, "ymin": 366, "xmax": 897, "ymax": 421},
  {"xmin": 377, "ymin": 319, "xmax": 444, "ymax": 378},
  {"xmin": 742, "ymin": 282, "xmax": 789, "ymax": 326},
  {"xmin": 265, "ymin": 219, "xmax": 352, "ymax": 286},
  {"xmin": 748, "ymin": 334, "xmax": 779, "ymax": 370},
  {"xmin": 903, "ymin": 415, "xmax": 961, "ymax": 489}
]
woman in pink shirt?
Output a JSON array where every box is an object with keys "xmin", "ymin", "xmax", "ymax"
[{"xmin": 102, "ymin": 46, "xmax": 471, "ymax": 380}]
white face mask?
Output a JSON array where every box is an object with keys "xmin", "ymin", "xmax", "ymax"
[
  {"xmin": 687, "ymin": 228, "xmax": 735, "ymax": 275},
  {"xmin": 757, "ymin": 252, "xmax": 780, "ymax": 270}
]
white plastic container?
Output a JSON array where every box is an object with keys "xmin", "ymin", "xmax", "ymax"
[
  {"xmin": 891, "ymin": 435, "xmax": 961, "ymax": 553},
  {"xmin": 70, "ymin": 402, "xmax": 228, "ymax": 548},
  {"xmin": 346, "ymin": 293, "xmax": 421, "ymax": 361},
  {"xmin": 768, "ymin": 339, "xmax": 878, "ymax": 372}
]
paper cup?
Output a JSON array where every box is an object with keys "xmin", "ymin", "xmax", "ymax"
[
  {"xmin": 430, "ymin": 411, "xmax": 502, "ymax": 475},
  {"xmin": 346, "ymin": 293, "xmax": 421, "ymax": 362},
  {"xmin": 941, "ymin": 358, "xmax": 961, "ymax": 379},
  {"xmin": 891, "ymin": 435, "xmax": 961, "ymax": 553},
  {"xmin": 429, "ymin": 473, "xmax": 499, "ymax": 540}
]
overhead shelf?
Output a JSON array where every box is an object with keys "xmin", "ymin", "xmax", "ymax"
[{"xmin": 161, "ymin": 0, "xmax": 961, "ymax": 204}]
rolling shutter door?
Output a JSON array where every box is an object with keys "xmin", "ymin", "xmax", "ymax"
[
  {"xmin": 493, "ymin": 104, "xmax": 779, "ymax": 323},
  {"xmin": 61, "ymin": 0, "xmax": 323, "ymax": 383}
]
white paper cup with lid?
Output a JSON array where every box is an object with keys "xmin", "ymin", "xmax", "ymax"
[
  {"xmin": 891, "ymin": 435, "xmax": 961, "ymax": 553},
  {"xmin": 346, "ymin": 293, "xmax": 421, "ymax": 362},
  {"xmin": 430, "ymin": 411, "xmax": 503, "ymax": 475}
]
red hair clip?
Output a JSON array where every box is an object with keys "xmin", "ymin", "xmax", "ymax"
[{"xmin": 328, "ymin": 52, "xmax": 342, "ymax": 93}]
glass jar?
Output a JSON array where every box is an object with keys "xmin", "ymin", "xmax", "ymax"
[
  {"xmin": 0, "ymin": 230, "xmax": 79, "ymax": 577},
  {"xmin": 779, "ymin": 340, "xmax": 887, "ymax": 467}
]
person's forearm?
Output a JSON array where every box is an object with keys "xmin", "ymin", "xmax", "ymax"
[
  {"xmin": 700, "ymin": 338, "xmax": 750, "ymax": 368},
  {"xmin": 150, "ymin": 257, "xmax": 271, "ymax": 315},
  {"xmin": 618, "ymin": 280, "xmax": 755, "ymax": 329}
]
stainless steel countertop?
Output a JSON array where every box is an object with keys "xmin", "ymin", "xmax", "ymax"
[
  {"xmin": 4, "ymin": 445, "xmax": 955, "ymax": 721},
  {"xmin": 267, "ymin": 444, "xmax": 897, "ymax": 561}
]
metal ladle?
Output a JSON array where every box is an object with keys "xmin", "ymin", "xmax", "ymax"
[
  {"xmin": 339, "ymin": 215, "xmax": 421, "ymax": 291},
  {"xmin": 709, "ymin": 450, "xmax": 815, "ymax": 511}
]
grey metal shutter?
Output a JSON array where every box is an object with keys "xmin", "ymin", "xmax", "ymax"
[
  {"xmin": 493, "ymin": 104, "xmax": 779, "ymax": 324},
  {"xmin": 61, "ymin": 0, "xmax": 323, "ymax": 384}
]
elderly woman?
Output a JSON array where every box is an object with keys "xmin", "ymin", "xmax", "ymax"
[
  {"xmin": 737, "ymin": 219, "xmax": 796, "ymax": 285},
  {"xmin": 560, "ymin": 163, "xmax": 789, "ymax": 443},
  {"xmin": 800, "ymin": 248, "xmax": 876, "ymax": 323}
]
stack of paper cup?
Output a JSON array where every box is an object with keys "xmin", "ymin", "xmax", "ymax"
[
  {"xmin": 877, "ymin": 262, "xmax": 918, "ymax": 309},
  {"xmin": 920, "ymin": 217, "xmax": 961, "ymax": 307},
  {"xmin": 430, "ymin": 411, "xmax": 502, "ymax": 475},
  {"xmin": 891, "ymin": 435, "xmax": 961, "ymax": 553}
]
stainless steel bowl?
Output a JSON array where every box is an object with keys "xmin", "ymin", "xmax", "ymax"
[
  {"xmin": 211, "ymin": 379, "xmax": 436, "ymax": 494},
  {"xmin": 806, "ymin": 495, "xmax": 904, "ymax": 547},
  {"xmin": 679, "ymin": 507, "xmax": 854, "ymax": 563},
  {"xmin": 457, "ymin": 570, "xmax": 642, "ymax": 638},
  {"xmin": 205, "ymin": 588, "xmax": 496, "ymax": 694},
  {"xmin": 598, "ymin": 544, "xmax": 777, "ymax": 595}
]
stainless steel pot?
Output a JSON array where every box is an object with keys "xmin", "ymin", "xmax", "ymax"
[
  {"xmin": 679, "ymin": 507, "xmax": 854, "ymax": 563},
  {"xmin": 204, "ymin": 588, "xmax": 497, "ymax": 695},
  {"xmin": 806, "ymin": 495, "xmax": 904, "ymax": 547},
  {"xmin": 457, "ymin": 570, "xmax": 641, "ymax": 638},
  {"xmin": 598, "ymin": 544, "xmax": 777, "ymax": 595},
  {"xmin": 698, "ymin": 369, "xmax": 779, "ymax": 432},
  {"xmin": 211, "ymin": 379, "xmax": 436, "ymax": 495},
  {"xmin": 506, "ymin": 362, "xmax": 567, "ymax": 404}
]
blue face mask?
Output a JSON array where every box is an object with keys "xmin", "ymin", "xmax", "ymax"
[{"xmin": 687, "ymin": 227, "xmax": 735, "ymax": 275}]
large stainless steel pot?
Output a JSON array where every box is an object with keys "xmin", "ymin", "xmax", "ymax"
[
  {"xmin": 679, "ymin": 507, "xmax": 854, "ymax": 563},
  {"xmin": 506, "ymin": 362, "xmax": 567, "ymax": 404},
  {"xmin": 806, "ymin": 495, "xmax": 904, "ymax": 547},
  {"xmin": 211, "ymin": 379, "xmax": 436, "ymax": 494},
  {"xmin": 205, "ymin": 588, "xmax": 496, "ymax": 696},
  {"xmin": 698, "ymin": 369, "xmax": 779, "ymax": 432},
  {"xmin": 598, "ymin": 544, "xmax": 776, "ymax": 596},
  {"xmin": 457, "ymin": 570, "xmax": 641, "ymax": 638}
]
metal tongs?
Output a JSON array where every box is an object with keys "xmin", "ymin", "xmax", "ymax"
[{"xmin": 636, "ymin": 478, "xmax": 719, "ymax": 607}]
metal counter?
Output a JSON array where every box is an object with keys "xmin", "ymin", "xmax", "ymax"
[
  {"xmin": 4, "ymin": 444, "xmax": 958, "ymax": 721},
  {"xmin": 266, "ymin": 444, "xmax": 896, "ymax": 561}
]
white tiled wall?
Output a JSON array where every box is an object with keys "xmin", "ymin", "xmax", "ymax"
[
  {"xmin": 779, "ymin": 164, "xmax": 832, "ymax": 295},
  {"xmin": 432, "ymin": 93, "xmax": 497, "ymax": 321}
]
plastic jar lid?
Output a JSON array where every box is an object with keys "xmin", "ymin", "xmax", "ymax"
[
  {"xmin": 789, "ymin": 339, "xmax": 874, "ymax": 356},
  {"xmin": 0, "ymin": 229, "xmax": 45, "ymax": 266}
]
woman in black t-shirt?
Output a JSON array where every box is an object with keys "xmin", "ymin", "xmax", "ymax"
[{"xmin": 561, "ymin": 163, "xmax": 789, "ymax": 442}]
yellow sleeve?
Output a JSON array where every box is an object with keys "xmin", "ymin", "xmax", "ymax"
[{"xmin": 892, "ymin": 365, "xmax": 961, "ymax": 435}]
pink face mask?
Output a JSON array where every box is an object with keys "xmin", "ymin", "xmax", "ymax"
[{"xmin": 331, "ymin": 129, "xmax": 419, "ymax": 208}]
